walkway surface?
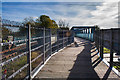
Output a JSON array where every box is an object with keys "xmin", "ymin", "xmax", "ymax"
[{"xmin": 35, "ymin": 37, "xmax": 120, "ymax": 80}]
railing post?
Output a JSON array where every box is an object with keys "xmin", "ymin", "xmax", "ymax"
[
  {"xmin": 92, "ymin": 28, "xmax": 94, "ymax": 41},
  {"xmin": 50, "ymin": 29, "xmax": 52, "ymax": 55},
  {"xmin": 110, "ymin": 29, "xmax": 113, "ymax": 67},
  {"xmin": 117, "ymin": 29, "xmax": 120, "ymax": 55},
  {"xmin": 43, "ymin": 27, "xmax": 45, "ymax": 63},
  {"xmin": 98, "ymin": 30, "xmax": 100, "ymax": 53},
  {"xmin": 27, "ymin": 24, "xmax": 32, "ymax": 79},
  {"xmin": 85, "ymin": 29, "xmax": 86, "ymax": 39},
  {"xmin": 88, "ymin": 28, "xmax": 89, "ymax": 40},
  {"xmin": 72, "ymin": 30, "xmax": 75, "ymax": 42},
  {"xmin": 63, "ymin": 30, "xmax": 64, "ymax": 48},
  {"xmin": 100, "ymin": 29, "xmax": 103, "ymax": 59},
  {"xmin": 87, "ymin": 28, "xmax": 89, "ymax": 40},
  {"xmin": 57, "ymin": 29, "xmax": 59, "ymax": 51},
  {"xmin": 118, "ymin": 29, "xmax": 120, "ymax": 60},
  {"xmin": 96, "ymin": 30, "xmax": 99, "ymax": 52}
]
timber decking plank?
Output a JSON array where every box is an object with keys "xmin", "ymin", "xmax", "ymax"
[{"xmin": 35, "ymin": 37, "xmax": 119, "ymax": 79}]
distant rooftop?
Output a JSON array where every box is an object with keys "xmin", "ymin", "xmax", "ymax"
[{"xmin": 71, "ymin": 25, "xmax": 96, "ymax": 30}]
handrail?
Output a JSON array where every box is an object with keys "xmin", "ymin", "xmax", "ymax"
[
  {"xmin": 93, "ymin": 29, "xmax": 120, "ymax": 67},
  {"xmin": 1, "ymin": 19, "xmax": 74, "ymax": 79}
]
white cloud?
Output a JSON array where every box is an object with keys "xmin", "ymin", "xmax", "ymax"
[
  {"xmin": 46, "ymin": 1, "xmax": 119, "ymax": 29},
  {"xmin": 89, "ymin": 0, "xmax": 118, "ymax": 29},
  {"xmin": 45, "ymin": 4, "xmax": 94, "ymax": 28},
  {"xmin": 52, "ymin": 1, "xmax": 118, "ymax": 29},
  {"xmin": 2, "ymin": 1, "xmax": 119, "ymax": 29}
]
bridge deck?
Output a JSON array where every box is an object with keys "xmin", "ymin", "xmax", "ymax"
[{"xmin": 35, "ymin": 37, "xmax": 119, "ymax": 79}]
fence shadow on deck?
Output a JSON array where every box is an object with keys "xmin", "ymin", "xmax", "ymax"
[{"xmin": 67, "ymin": 40, "xmax": 100, "ymax": 80}]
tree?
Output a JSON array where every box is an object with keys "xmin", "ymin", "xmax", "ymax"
[
  {"xmin": 36, "ymin": 15, "xmax": 51, "ymax": 28},
  {"xmin": 23, "ymin": 15, "xmax": 58, "ymax": 29},
  {"xmin": 51, "ymin": 20, "xmax": 58, "ymax": 28},
  {"xmin": 58, "ymin": 19, "xmax": 70, "ymax": 30},
  {"xmin": 36, "ymin": 15, "xmax": 58, "ymax": 35},
  {"xmin": 60, "ymin": 27, "xmax": 69, "ymax": 30},
  {"xmin": 95, "ymin": 25, "xmax": 100, "ymax": 30},
  {"xmin": 21, "ymin": 15, "xmax": 59, "ymax": 35},
  {"xmin": 23, "ymin": 17, "xmax": 35, "ymax": 26},
  {"xmin": 2, "ymin": 27, "xmax": 12, "ymax": 40},
  {"xmin": 36, "ymin": 15, "xmax": 58, "ymax": 28}
]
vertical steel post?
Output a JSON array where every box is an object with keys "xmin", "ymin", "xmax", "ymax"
[
  {"xmin": 96, "ymin": 30, "xmax": 99, "ymax": 52},
  {"xmin": 0, "ymin": 15, "xmax": 2, "ymax": 80},
  {"xmin": 70, "ymin": 31, "xmax": 71, "ymax": 44},
  {"xmin": 100, "ymin": 29, "xmax": 103, "ymax": 59},
  {"xmin": 27, "ymin": 24, "xmax": 32, "ymax": 79},
  {"xmin": 98, "ymin": 30, "xmax": 100, "ymax": 53},
  {"xmin": 85, "ymin": 29, "xmax": 87, "ymax": 39},
  {"xmin": 63, "ymin": 30, "xmax": 64, "ymax": 48},
  {"xmin": 88, "ymin": 28, "xmax": 89, "ymax": 40},
  {"xmin": 92, "ymin": 28, "xmax": 95, "ymax": 41},
  {"xmin": 70, "ymin": 31, "xmax": 72, "ymax": 44},
  {"xmin": 90, "ymin": 28, "xmax": 91, "ymax": 41},
  {"xmin": 96, "ymin": 30, "xmax": 98, "ymax": 51},
  {"xmin": 87, "ymin": 28, "xmax": 89, "ymax": 40},
  {"xmin": 86, "ymin": 28, "xmax": 87, "ymax": 40},
  {"xmin": 72, "ymin": 30, "xmax": 74, "ymax": 43},
  {"xmin": 50, "ymin": 29, "xmax": 52, "ymax": 55},
  {"xmin": 57, "ymin": 29, "xmax": 59, "ymax": 51},
  {"xmin": 117, "ymin": 29, "xmax": 120, "ymax": 55},
  {"xmin": 110, "ymin": 29, "xmax": 113, "ymax": 67},
  {"xmin": 66, "ymin": 32, "xmax": 69, "ymax": 46},
  {"xmin": 43, "ymin": 27, "xmax": 45, "ymax": 63}
]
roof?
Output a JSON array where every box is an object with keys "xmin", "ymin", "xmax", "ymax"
[{"xmin": 72, "ymin": 26, "xmax": 95, "ymax": 28}]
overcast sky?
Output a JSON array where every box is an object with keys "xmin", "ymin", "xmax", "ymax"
[{"xmin": 2, "ymin": 0, "xmax": 120, "ymax": 29}]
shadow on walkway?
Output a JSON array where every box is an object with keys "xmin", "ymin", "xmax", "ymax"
[
  {"xmin": 67, "ymin": 40, "xmax": 100, "ymax": 80},
  {"xmin": 102, "ymin": 67, "xmax": 111, "ymax": 80}
]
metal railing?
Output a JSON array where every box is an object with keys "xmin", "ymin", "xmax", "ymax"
[
  {"xmin": 93, "ymin": 28, "xmax": 120, "ymax": 67},
  {"xmin": 73, "ymin": 27, "xmax": 120, "ymax": 71},
  {"xmin": 1, "ymin": 19, "xmax": 74, "ymax": 79}
]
